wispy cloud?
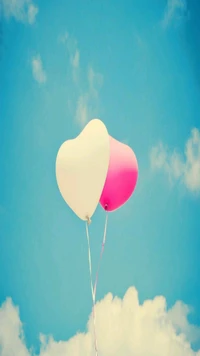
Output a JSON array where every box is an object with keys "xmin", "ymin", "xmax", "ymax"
[
  {"xmin": 31, "ymin": 55, "xmax": 47, "ymax": 84},
  {"xmin": 59, "ymin": 32, "xmax": 103, "ymax": 126},
  {"xmin": 59, "ymin": 32, "xmax": 80, "ymax": 84},
  {"xmin": 0, "ymin": 287, "xmax": 200, "ymax": 355},
  {"xmin": 150, "ymin": 128, "xmax": 200, "ymax": 194},
  {"xmin": 75, "ymin": 66, "xmax": 103, "ymax": 126},
  {"xmin": 0, "ymin": 0, "xmax": 38, "ymax": 24},
  {"xmin": 161, "ymin": 0, "xmax": 187, "ymax": 28}
]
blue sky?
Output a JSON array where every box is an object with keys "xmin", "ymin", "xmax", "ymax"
[{"xmin": 0, "ymin": 0, "xmax": 200, "ymax": 355}]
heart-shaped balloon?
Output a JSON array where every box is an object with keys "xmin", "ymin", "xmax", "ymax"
[
  {"xmin": 56, "ymin": 119, "xmax": 110, "ymax": 220},
  {"xmin": 100, "ymin": 136, "xmax": 138, "ymax": 212}
]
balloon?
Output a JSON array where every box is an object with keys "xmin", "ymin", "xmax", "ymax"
[
  {"xmin": 56, "ymin": 119, "xmax": 110, "ymax": 221},
  {"xmin": 99, "ymin": 136, "xmax": 138, "ymax": 212}
]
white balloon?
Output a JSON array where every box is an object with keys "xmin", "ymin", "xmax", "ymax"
[{"xmin": 55, "ymin": 119, "xmax": 110, "ymax": 221}]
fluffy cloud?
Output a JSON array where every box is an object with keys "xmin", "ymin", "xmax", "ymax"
[
  {"xmin": 150, "ymin": 128, "xmax": 200, "ymax": 194},
  {"xmin": 0, "ymin": 298, "xmax": 30, "ymax": 356},
  {"xmin": 59, "ymin": 32, "xmax": 103, "ymax": 126},
  {"xmin": 0, "ymin": 287, "xmax": 200, "ymax": 355},
  {"xmin": 31, "ymin": 55, "xmax": 47, "ymax": 84},
  {"xmin": 0, "ymin": 0, "xmax": 38, "ymax": 24},
  {"xmin": 161, "ymin": 0, "xmax": 187, "ymax": 28}
]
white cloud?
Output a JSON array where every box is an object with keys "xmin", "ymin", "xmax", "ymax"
[
  {"xmin": 59, "ymin": 32, "xmax": 103, "ymax": 126},
  {"xmin": 150, "ymin": 128, "xmax": 200, "ymax": 193},
  {"xmin": 0, "ymin": 0, "xmax": 38, "ymax": 24},
  {"xmin": 59, "ymin": 32, "xmax": 80, "ymax": 84},
  {"xmin": 27, "ymin": 3, "xmax": 38, "ymax": 24},
  {"xmin": 88, "ymin": 67, "xmax": 103, "ymax": 95},
  {"xmin": 168, "ymin": 302, "xmax": 200, "ymax": 344},
  {"xmin": 75, "ymin": 66, "xmax": 103, "ymax": 126},
  {"xmin": 31, "ymin": 55, "xmax": 47, "ymax": 84},
  {"xmin": 0, "ymin": 298, "xmax": 30, "ymax": 356},
  {"xmin": 72, "ymin": 49, "xmax": 80, "ymax": 69},
  {"xmin": 0, "ymin": 287, "xmax": 200, "ymax": 355},
  {"xmin": 75, "ymin": 94, "xmax": 89, "ymax": 127},
  {"xmin": 161, "ymin": 0, "xmax": 187, "ymax": 28}
]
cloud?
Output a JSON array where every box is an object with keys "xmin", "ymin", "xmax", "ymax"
[
  {"xmin": 75, "ymin": 94, "xmax": 89, "ymax": 127},
  {"xmin": 59, "ymin": 32, "xmax": 80, "ymax": 84},
  {"xmin": 0, "ymin": 298, "xmax": 30, "ymax": 356},
  {"xmin": 59, "ymin": 32, "xmax": 103, "ymax": 126},
  {"xmin": 161, "ymin": 0, "xmax": 187, "ymax": 28},
  {"xmin": 27, "ymin": 3, "xmax": 38, "ymax": 24},
  {"xmin": 31, "ymin": 55, "xmax": 47, "ymax": 84},
  {"xmin": 1, "ymin": 287, "xmax": 200, "ymax": 355},
  {"xmin": 150, "ymin": 128, "xmax": 200, "ymax": 193},
  {"xmin": 75, "ymin": 66, "xmax": 103, "ymax": 126},
  {"xmin": 0, "ymin": 0, "xmax": 38, "ymax": 24},
  {"xmin": 168, "ymin": 302, "xmax": 200, "ymax": 344}
]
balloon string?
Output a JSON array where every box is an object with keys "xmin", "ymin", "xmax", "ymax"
[
  {"xmin": 85, "ymin": 213, "xmax": 109, "ymax": 356},
  {"xmin": 86, "ymin": 222, "xmax": 98, "ymax": 356},
  {"xmin": 93, "ymin": 212, "xmax": 108, "ymax": 301}
]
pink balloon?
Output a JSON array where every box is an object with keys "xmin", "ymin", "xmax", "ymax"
[{"xmin": 100, "ymin": 136, "xmax": 138, "ymax": 212}]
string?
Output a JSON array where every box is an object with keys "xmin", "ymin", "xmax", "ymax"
[
  {"xmin": 86, "ymin": 220, "xmax": 98, "ymax": 356},
  {"xmin": 85, "ymin": 212, "xmax": 109, "ymax": 356},
  {"xmin": 93, "ymin": 212, "xmax": 108, "ymax": 301}
]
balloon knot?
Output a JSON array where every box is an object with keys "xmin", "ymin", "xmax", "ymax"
[
  {"xmin": 86, "ymin": 216, "xmax": 91, "ymax": 225},
  {"xmin": 105, "ymin": 204, "xmax": 108, "ymax": 211}
]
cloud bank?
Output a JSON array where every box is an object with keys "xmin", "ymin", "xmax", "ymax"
[
  {"xmin": 150, "ymin": 128, "xmax": 200, "ymax": 194},
  {"xmin": 0, "ymin": 286, "xmax": 200, "ymax": 355},
  {"xmin": 0, "ymin": 0, "xmax": 38, "ymax": 24}
]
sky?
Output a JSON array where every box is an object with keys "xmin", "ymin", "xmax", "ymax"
[{"xmin": 0, "ymin": 0, "xmax": 200, "ymax": 355}]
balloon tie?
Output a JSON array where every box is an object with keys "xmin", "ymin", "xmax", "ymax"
[{"xmin": 86, "ymin": 215, "xmax": 92, "ymax": 225}]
